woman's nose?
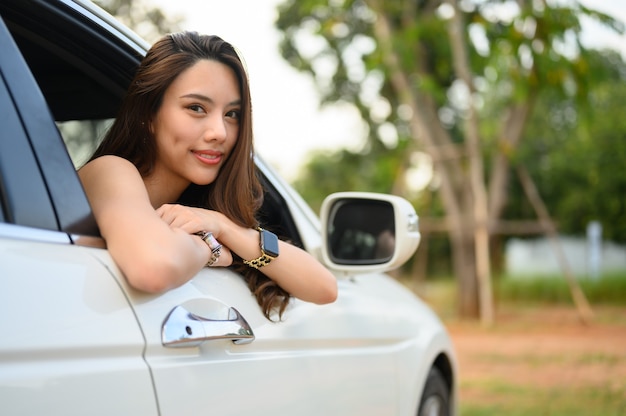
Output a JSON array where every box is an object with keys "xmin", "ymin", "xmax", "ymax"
[{"xmin": 204, "ymin": 114, "xmax": 227, "ymax": 142}]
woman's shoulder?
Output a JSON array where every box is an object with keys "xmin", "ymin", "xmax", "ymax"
[
  {"xmin": 81, "ymin": 155, "xmax": 136, "ymax": 170},
  {"xmin": 78, "ymin": 155, "xmax": 145, "ymax": 191},
  {"xmin": 78, "ymin": 155, "xmax": 150, "ymax": 206},
  {"xmin": 79, "ymin": 155, "xmax": 140, "ymax": 178}
]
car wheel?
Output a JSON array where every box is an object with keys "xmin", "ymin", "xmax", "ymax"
[{"xmin": 417, "ymin": 367, "xmax": 450, "ymax": 416}]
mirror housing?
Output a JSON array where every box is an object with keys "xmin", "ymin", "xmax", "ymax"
[{"xmin": 320, "ymin": 192, "xmax": 420, "ymax": 273}]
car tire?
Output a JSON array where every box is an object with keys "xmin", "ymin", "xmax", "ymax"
[{"xmin": 417, "ymin": 366, "xmax": 450, "ymax": 416}]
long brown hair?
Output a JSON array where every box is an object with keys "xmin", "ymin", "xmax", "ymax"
[{"xmin": 89, "ymin": 31, "xmax": 290, "ymax": 319}]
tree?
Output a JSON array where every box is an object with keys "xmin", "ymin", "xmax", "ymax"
[
  {"xmin": 293, "ymin": 142, "xmax": 409, "ymax": 213},
  {"xmin": 275, "ymin": 0, "xmax": 623, "ymax": 322},
  {"xmin": 510, "ymin": 49, "xmax": 626, "ymax": 244},
  {"xmin": 94, "ymin": 0, "xmax": 182, "ymax": 43}
]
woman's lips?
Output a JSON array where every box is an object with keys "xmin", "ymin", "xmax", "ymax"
[{"xmin": 193, "ymin": 150, "xmax": 222, "ymax": 165}]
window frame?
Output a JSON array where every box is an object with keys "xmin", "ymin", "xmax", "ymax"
[{"xmin": 0, "ymin": 16, "xmax": 58, "ymax": 230}]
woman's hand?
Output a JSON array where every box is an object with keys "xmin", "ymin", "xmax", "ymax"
[
  {"xmin": 156, "ymin": 203, "xmax": 219, "ymax": 233},
  {"xmin": 156, "ymin": 204, "xmax": 233, "ymax": 267}
]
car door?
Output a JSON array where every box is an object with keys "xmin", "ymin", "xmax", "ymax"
[
  {"xmin": 0, "ymin": 14, "xmax": 158, "ymax": 416},
  {"xmin": 89, "ymin": 250, "xmax": 402, "ymax": 416}
]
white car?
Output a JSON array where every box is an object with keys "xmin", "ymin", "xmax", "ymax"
[{"xmin": 0, "ymin": 0, "xmax": 457, "ymax": 415}]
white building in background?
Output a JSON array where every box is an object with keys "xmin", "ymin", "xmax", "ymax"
[{"xmin": 505, "ymin": 235, "xmax": 626, "ymax": 279}]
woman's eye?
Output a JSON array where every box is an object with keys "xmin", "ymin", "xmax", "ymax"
[
  {"xmin": 188, "ymin": 104, "xmax": 205, "ymax": 113},
  {"xmin": 226, "ymin": 109, "xmax": 240, "ymax": 120}
]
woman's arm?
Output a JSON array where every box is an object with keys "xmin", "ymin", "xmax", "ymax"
[
  {"xmin": 78, "ymin": 156, "xmax": 212, "ymax": 293},
  {"xmin": 157, "ymin": 204, "xmax": 338, "ymax": 304},
  {"xmin": 223, "ymin": 221, "xmax": 338, "ymax": 305}
]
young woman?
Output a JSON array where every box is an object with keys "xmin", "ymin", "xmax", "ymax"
[{"xmin": 78, "ymin": 31, "xmax": 337, "ymax": 319}]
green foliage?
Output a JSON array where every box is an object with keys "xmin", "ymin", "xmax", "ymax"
[
  {"xmin": 506, "ymin": 50, "xmax": 626, "ymax": 243},
  {"xmin": 279, "ymin": 0, "xmax": 482, "ymax": 153},
  {"xmin": 94, "ymin": 0, "xmax": 182, "ymax": 42},
  {"xmin": 278, "ymin": 0, "xmax": 626, "ymax": 216},
  {"xmin": 292, "ymin": 143, "xmax": 405, "ymax": 213}
]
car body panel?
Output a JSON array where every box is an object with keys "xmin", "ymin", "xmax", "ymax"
[{"xmin": 0, "ymin": 225, "xmax": 157, "ymax": 415}]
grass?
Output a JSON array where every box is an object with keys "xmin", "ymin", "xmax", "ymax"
[
  {"xmin": 404, "ymin": 272, "xmax": 626, "ymax": 319},
  {"xmin": 495, "ymin": 273, "xmax": 626, "ymax": 305},
  {"xmin": 460, "ymin": 382, "xmax": 626, "ymax": 416}
]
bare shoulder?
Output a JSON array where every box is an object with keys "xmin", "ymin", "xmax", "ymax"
[
  {"xmin": 79, "ymin": 155, "xmax": 139, "ymax": 180},
  {"xmin": 78, "ymin": 155, "xmax": 148, "ymax": 206}
]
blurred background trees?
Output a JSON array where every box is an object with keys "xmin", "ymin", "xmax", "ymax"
[
  {"xmin": 94, "ymin": 0, "xmax": 182, "ymax": 42},
  {"xmin": 275, "ymin": 0, "xmax": 625, "ymax": 321},
  {"xmin": 513, "ymin": 49, "xmax": 626, "ymax": 244}
]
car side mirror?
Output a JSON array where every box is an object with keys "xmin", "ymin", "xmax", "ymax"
[{"xmin": 320, "ymin": 192, "xmax": 420, "ymax": 273}]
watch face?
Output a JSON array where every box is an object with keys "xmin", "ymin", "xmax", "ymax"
[{"xmin": 260, "ymin": 229, "xmax": 280, "ymax": 258}]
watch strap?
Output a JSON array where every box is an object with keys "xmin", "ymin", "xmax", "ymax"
[
  {"xmin": 243, "ymin": 253, "xmax": 275, "ymax": 270},
  {"xmin": 243, "ymin": 227, "xmax": 278, "ymax": 270}
]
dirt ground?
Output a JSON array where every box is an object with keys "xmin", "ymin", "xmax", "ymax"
[{"xmin": 444, "ymin": 305, "xmax": 626, "ymax": 413}]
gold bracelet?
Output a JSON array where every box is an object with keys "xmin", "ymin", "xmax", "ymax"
[
  {"xmin": 243, "ymin": 253, "xmax": 274, "ymax": 270},
  {"xmin": 195, "ymin": 231, "xmax": 222, "ymax": 267}
]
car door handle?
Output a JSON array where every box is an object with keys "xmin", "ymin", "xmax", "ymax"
[{"xmin": 161, "ymin": 305, "xmax": 255, "ymax": 348}]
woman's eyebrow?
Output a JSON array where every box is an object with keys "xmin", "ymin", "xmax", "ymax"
[
  {"xmin": 180, "ymin": 93, "xmax": 212, "ymax": 103},
  {"xmin": 180, "ymin": 93, "xmax": 241, "ymax": 106}
]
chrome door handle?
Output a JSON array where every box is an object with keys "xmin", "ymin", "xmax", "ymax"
[{"xmin": 162, "ymin": 305, "xmax": 255, "ymax": 347}]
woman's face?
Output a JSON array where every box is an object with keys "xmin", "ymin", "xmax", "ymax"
[{"xmin": 151, "ymin": 59, "xmax": 241, "ymax": 190}]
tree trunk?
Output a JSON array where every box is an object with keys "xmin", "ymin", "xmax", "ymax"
[
  {"xmin": 446, "ymin": 0, "xmax": 494, "ymax": 324},
  {"xmin": 516, "ymin": 166, "xmax": 594, "ymax": 324},
  {"xmin": 451, "ymin": 220, "xmax": 480, "ymax": 317},
  {"xmin": 371, "ymin": 2, "xmax": 482, "ymax": 319},
  {"xmin": 488, "ymin": 101, "xmax": 535, "ymax": 219}
]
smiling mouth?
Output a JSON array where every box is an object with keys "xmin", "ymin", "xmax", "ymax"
[
  {"xmin": 195, "ymin": 152, "xmax": 219, "ymax": 160},
  {"xmin": 193, "ymin": 150, "xmax": 222, "ymax": 165}
]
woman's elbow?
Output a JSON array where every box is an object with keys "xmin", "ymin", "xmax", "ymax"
[
  {"xmin": 314, "ymin": 277, "xmax": 338, "ymax": 304},
  {"xmin": 123, "ymin": 260, "xmax": 185, "ymax": 294}
]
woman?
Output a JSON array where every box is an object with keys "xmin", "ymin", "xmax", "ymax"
[{"xmin": 79, "ymin": 31, "xmax": 337, "ymax": 320}]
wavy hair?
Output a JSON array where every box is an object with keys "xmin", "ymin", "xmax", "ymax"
[{"xmin": 88, "ymin": 31, "xmax": 290, "ymax": 319}]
